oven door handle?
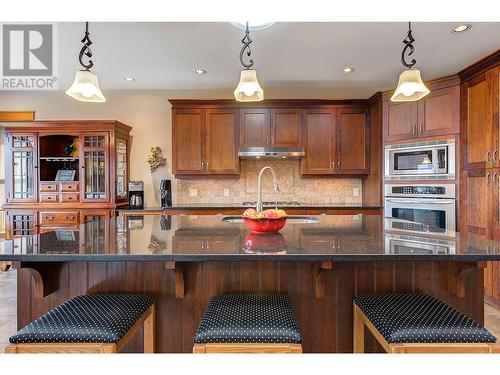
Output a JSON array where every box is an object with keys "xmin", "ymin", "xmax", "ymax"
[{"xmin": 385, "ymin": 198, "xmax": 455, "ymax": 205}]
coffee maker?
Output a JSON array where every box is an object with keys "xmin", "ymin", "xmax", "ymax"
[
  {"xmin": 160, "ymin": 179, "xmax": 172, "ymax": 208},
  {"xmin": 128, "ymin": 181, "xmax": 144, "ymax": 209}
]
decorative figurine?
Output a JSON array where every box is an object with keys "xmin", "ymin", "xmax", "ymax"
[{"xmin": 147, "ymin": 146, "xmax": 167, "ymax": 172}]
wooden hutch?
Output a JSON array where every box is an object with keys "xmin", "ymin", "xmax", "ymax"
[{"xmin": 1, "ymin": 121, "xmax": 131, "ymax": 239}]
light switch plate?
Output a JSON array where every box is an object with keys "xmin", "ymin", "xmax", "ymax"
[
  {"xmin": 353, "ymin": 188, "xmax": 359, "ymax": 197},
  {"xmin": 189, "ymin": 188, "xmax": 197, "ymax": 197},
  {"xmin": 224, "ymin": 188, "xmax": 230, "ymax": 197}
]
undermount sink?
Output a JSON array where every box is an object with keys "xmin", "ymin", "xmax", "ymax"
[{"xmin": 221, "ymin": 216, "xmax": 320, "ymax": 224}]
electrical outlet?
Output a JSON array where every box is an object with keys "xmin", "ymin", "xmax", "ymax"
[
  {"xmin": 223, "ymin": 188, "xmax": 230, "ymax": 197},
  {"xmin": 353, "ymin": 188, "xmax": 359, "ymax": 197},
  {"xmin": 189, "ymin": 188, "xmax": 197, "ymax": 198}
]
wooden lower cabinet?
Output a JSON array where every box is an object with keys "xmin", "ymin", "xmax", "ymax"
[
  {"xmin": 485, "ymin": 262, "xmax": 500, "ymax": 308},
  {"xmin": 4, "ymin": 209, "xmax": 115, "ymax": 239}
]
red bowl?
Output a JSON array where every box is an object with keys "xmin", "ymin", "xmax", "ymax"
[{"xmin": 244, "ymin": 217, "xmax": 287, "ymax": 233}]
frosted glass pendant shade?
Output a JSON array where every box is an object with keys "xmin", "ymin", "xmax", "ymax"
[
  {"xmin": 391, "ymin": 69, "xmax": 430, "ymax": 102},
  {"xmin": 66, "ymin": 70, "xmax": 106, "ymax": 102},
  {"xmin": 234, "ymin": 69, "xmax": 264, "ymax": 102}
]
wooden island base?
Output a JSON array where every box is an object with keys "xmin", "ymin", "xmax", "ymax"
[{"xmin": 15, "ymin": 260, "xmax": 485, "ymax": 353}]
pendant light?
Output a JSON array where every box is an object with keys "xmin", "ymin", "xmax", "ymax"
[
  {"xmin": 391, "ymin": 22, "xmax": 429, "ymax": 102},
  {"xmin": 66, "ymin": 22, "xmax": 106, "ymax": 103},
  {"xmin": 234, "ymin": 22, "xmax": 264, "ymax": 102}
]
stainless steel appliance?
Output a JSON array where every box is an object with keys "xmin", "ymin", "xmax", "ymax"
[
  {"xmin": 128, "ymin": 181, "xmax": 144, "ymax": 209},
  {"xmin": 242, "ymin": 201, "xmax": 302, "ymax": 207},
  {"xmin": 160, "ymin": 179, "xmax": 172, "ymax": 208},
  {"xmin": 384, "ymin": 183, "xmax": 456, "ymax": 235},
  {"xmin": 385, "ymin": 139, "xmax": 455, "ymax": 179},
  {"xmin": 384, "ymin": 231, "xmax": 456, "ymax": 255},
  {"xmin": 238, "ymin": 146, "xmax": 305, "ymax": 159}
]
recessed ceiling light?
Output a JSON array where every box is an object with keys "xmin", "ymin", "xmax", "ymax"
[
  {"xmin": 195, "ymin": 69, "xmax": 207, "ymax": 74},
  {"xmin": 453, "ymin": 24, "xmax": 471, "ymax": 33},
  {"xmin": 231, "ymin": 22, "xmax": 275, "ymax": 31},
  {"xmin": 123, "ymin": 76, "xmax": 136, "ymax": 81},
  {"xmin": 343, "ymin": 67, "xmax": 354, "ymax": 73}
]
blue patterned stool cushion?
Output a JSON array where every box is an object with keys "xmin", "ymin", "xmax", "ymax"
[
  {"xmin": 9, "ymin": 294, "xmax": 154, "ymax": 344},
  {"xmin": 355, "ymin": 293, "xmax": 496, "ymax": 344},
  {"xmin": 194, "ymin": 294, "xmax": 302, "ymax": 344}
]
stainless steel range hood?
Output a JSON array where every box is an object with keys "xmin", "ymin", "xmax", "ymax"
[{"xmin": 238, "ymin": 147, "xmax": 305, "ymax": 159}]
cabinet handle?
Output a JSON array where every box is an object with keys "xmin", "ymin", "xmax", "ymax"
[
  {"xmin": 412, "ymin": 124, "xmax": 416, "ymax": 136},
  {"xmin": 419, "ymin": 124, "xmax": 424, "ymax": 134},
  {"xmin": 486, "ymin": 150, "xmax": 492, "ymax": 166},
  {"xmin": 493, "ymin": 150, "xmax": 498, "ymax": 165},
  {"xmin": 337, "ymin": 161, "xmax": 340, "ymax": 171},
  {"xmin": 201, "ymin": 162, "xmax": 204, "ymax": 171},
  {"xmin": 331, "ymin": 162, "xmax": 335, "ymax": 171},
  {"xmin": 494, "ymin": 172, "xmax": 498, "ymax": 187},
  {"xmin": 487, "ymin": 172, "xmax": 492, "ymax": 186}
]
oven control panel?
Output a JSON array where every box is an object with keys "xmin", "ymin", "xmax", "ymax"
[
  {"xmin": 384, "ymin": 184, "xmax": 455, "ymax": 199},
  {"xmin": 391, "ymin": 186, "xmax": 446, "ymax": 195}
]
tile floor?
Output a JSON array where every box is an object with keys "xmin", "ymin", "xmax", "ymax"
[{"xmin": 0, "ymin": 269, "xmax": 499, "ymax": 352}]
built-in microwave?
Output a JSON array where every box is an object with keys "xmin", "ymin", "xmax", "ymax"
[{"xmin": 385, "ymin": 140, "xmax": 455, "ymax": 179}]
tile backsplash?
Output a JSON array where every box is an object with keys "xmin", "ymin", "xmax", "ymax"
[{"xmin": 175, "ymin": 160, "xmax": 362, "ymax": 205}]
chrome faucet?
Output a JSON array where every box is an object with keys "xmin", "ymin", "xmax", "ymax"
[{"xmin": 256, "ymin": 166, "xmax": 280, "ymax": 213}]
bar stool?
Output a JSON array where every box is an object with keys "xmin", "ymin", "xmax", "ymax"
[
  {"xmin": 353, "ymin": 293, "xmax": 499, "ymax": 353},
  {"xmin": 193, "ymin": 293, "xmax": 303, "ymax": 353},
  {"xmin": 5, "ymin": 294, "xmax": 155, "ymax": 353}
]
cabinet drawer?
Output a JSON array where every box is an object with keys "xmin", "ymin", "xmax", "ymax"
[
  {"xmin": 60, "ymin": 193, "xmax": 79, "ymax": 203},
  {"xmin": 39, "ymin": 211, "xmax": 79, "ymax": 226},
  {"xmin": 60, "ymin": 182, "xmax": 79, "ymax": 192},
  {"xmin": 40, "ymin": 182, "xmax": 59, "ymax": 192},
  {"xmin": 40, "ymin": 193, "xmax": 59, "ymax": 203}
]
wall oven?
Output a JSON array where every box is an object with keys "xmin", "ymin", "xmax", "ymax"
[
  {"xmin": 385, "ymin": 140, "xmax": 455, "ymax": 179},
  {"xmin": 384, "ymin": 232, "xmax": 456, "ymax": 255},
  {"xmin": 384, "ymin": 184, "xmax": 456, "ymax": 236}
]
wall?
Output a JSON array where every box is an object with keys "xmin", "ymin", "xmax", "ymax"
[
  {"xmin": 177, "ymin": 159, "xmax": 361, "ymax": 204},
  {"xmin": 0, "ymin": 127, "xmax": 4, "ymax": 234},
  {"xmin": 0, "ymin": 89, "xmax": 362, "ymax": 207}
]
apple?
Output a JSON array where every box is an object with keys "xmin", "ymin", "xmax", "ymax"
[
  {"xmin": 243, "ymin": 208, "xmax": 258, "ymax": 218},
  {"xmin": 275, "ymin": 209, "xmax": 288, "ymax": 218},
  {"xmin": 264, "ymin": 209, "xmax": 279, "ymax": 219}
]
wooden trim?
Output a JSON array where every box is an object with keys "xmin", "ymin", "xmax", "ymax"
[
  {"xmin": 193, "ymin": 343, "xmax": 303, "ymax": 354},
  {"xmin": 165, "ymin": 261, "xmax": 185, "ymax": 298},
  {"xmin": 0, "ymin": 261, "xmax": 11, "ymax": 272},
  {"xmin": 458, "ymin": 49, "xmax": 500, "ymax": 82},
  {"xmin": 315, "ymin": 261, "xmax": 333, "ymax": 299},
  {"xmin": 0, "ymin": 111, "xmax": 35, "ymax": 122},
  {"xmin": 5, "ymin": 304, "xmax": 155, "ymax": 354},
  {"xmin": 353, "ymin": 302, "xmax": 500, "ymax": 354},
  {"xmin": 169, "ymin": 99, "xmax": 369, "ymax": 108},
  {"xmin": 4, "ymin": 120, "xmax": 132, "ymax": 133}
]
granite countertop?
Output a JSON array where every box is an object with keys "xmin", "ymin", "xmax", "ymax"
[
  {"xmin": 1, "ymin": 214, "xmax": 500, "ymax": 262},
  {"xmin": 118, "ymin": 203, "xmax": 381, "ymax": 211}
]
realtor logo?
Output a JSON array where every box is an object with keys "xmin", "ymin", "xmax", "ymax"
[{"xmin": 0, "ymin": 23, "xmax": 58, "ymax": 90}]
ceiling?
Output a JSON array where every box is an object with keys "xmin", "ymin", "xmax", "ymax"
[{"xmin": 53, "ymin": 22, "xmax": 500, "ymax": 98}]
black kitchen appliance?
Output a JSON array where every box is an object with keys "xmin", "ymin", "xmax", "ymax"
[
  {"xmin": 128, "ymin": 181, "xmax": 144, "ymax": 209},
  {"xmin": 160, "ymin": 179, "xmax": 172, "ymax": 208}
]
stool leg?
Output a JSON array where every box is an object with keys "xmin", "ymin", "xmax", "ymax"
[
  {"xmin": 353, "ymin": 303, "xmax": 364, "ymax": 353},
  {"xmin": 143, "ymin": 305, "xmax": 155, "ymax": 353}
]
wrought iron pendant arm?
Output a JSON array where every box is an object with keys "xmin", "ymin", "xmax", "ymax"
[
  {"xmin": 401, "ymin": 22, "xmax": 416, "ymax": 69},
  {"xmin": 239, "ymin": 22, "xmax": 254, "ymax": 69},
  {"xmin": 78, "ymin": 22, "xmax": 94, "ymax": 71}
]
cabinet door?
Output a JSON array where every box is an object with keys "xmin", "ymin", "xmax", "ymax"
[
  {"xmin": 80, "ymin": 133, "xmax": 110, "ymax": 202},
  {"xmin": 5, "ymin": 134, "xmax": 38, "ymax": 203},
  {"xmin": 172, "ymin": 109, "xmax": 204, "ymax": 175},
  {"xmin": 270, "ymin": 108, "xmax": 302, "ymax": 147},
  {"xmin": 383, "ymin": 101, "xmax": 418, "ymax": 142},
  {"xmin": 462, "ymin": 73, "xmax": 494, "ymax": 170},
  {"xmin": 418, "ymin": 85, "xmax": 459, "ymax": 137},
  {"xmin": 239, "ymin": 109, "xmax": 271, "ymax": 147},
  {"xmin": 336, "ymin": 109, "xmax": 369, "ymax": 174},
  {"xmin": 205, "ymin": 109, "xmax": 239, "ymax": 174},
  {"xmin": 5, "ymin": 210, "xmax": 37, "ymax": 239},
  {"xmin": 460, "ymin": 169, "xmax": 491, "ymax": 236},
  {"xmin": 115, "ymin": 136, "xmax": 129, "ymax": 201},
  {"xmin": 301, "ymin": 109, "xmax": 335, "ymax": 175}
]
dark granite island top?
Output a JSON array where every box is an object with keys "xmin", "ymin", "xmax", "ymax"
[{"xmin": 1, "ymin": 214, "xmax": 500, "ymax": 262}]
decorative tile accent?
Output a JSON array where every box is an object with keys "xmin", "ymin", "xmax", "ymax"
[{"xmin": 175, "ymin": 160, "xmax": 362, "ymax": 205}]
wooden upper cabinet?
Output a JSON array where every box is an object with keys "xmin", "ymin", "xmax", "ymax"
[
  {"xmin": 336, "ymin": 109, "xmax": 369, "ymax": 174},
  {"xmin": 301, "ymin": 109, "xmax": 335, "ymax": 175},
  {"xmin": 383, "ymin": 102, "xmax": 417, "ymax": 142},
  {"xmin": 173, "ymin": 109, "xmax": 204, "ymax": 175},
  {"xmin": 418, "ymin": 85, "xmax": 459, "ymax": 137},
  {"xmin": 239, "ymin": 109, "xmax": 271, "ymax": 147},
  {"xmin": 462, "ymin": 72, "xmax": 495, "ymax": 170},
  {"xmin": 205, "ymin": 109, "xmax": 239, "ymax": 174},
  {"xmin": 384, "ymin": 83, "xmax": 460, "ymax": 143},
  {"xmin": 270, "ymin": 108, "xmax": 302, "ymax": 147}
]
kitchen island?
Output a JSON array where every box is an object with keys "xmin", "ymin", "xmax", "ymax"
[{"xmin": 1, "ymin": 214, "xmax": 499, "ymax": 353}]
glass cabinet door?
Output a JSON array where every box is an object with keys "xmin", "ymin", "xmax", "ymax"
[
  {"xmin": 81, "ymin": 133, "xmax": 109, "ymax": 202},
  {"xmin": 8, "ymin": 135, "xmax": 37, "ymax": 203},
  {"xmin": 116, "ymin": 137, "xmax": 128, "ymax": 200}
]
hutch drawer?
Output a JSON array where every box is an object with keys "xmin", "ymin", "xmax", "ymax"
[
  {"xmin": 60, "ymin": 182, "xmax": 79, "ymax": 192},
  {"xmin": 40, "ymin": 182, "xmax": 59, "ymax": 192},
  {"xmin": 39, "ymin": 211, "xmax": 79, "ymax": 226},
  {"xmin": 40, "ymin": 193, "xmax": 59, "ymax": 203},
  {"xmin": 60, "ymin": 193, "xmax": 80, "ymax": 202}
]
